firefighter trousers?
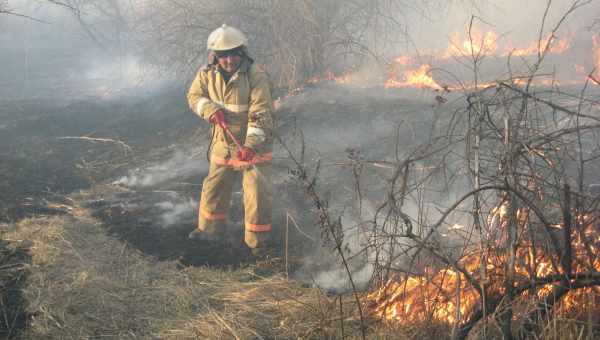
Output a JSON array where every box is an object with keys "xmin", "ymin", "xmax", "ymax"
[{"xmin": 197, "ymin": 161, "xmax": 272, "ymax": 248}]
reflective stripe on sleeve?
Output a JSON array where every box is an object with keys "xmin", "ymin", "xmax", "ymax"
[
  {"xmin": 246, "ymin": 222, "xmax": 272, "ymax": 232},
  {"xmin": 246, "ymin": 126, "xmax": 266, "ymax": 140},
  {"xmin": 196, "ymin": 98, "xmax": 211, "ymax": 115},
  {"xmin": 214, "ymin": 101, "xmax": 249, "ymax": 113},
  {"xmin": 212, "ymin": 153, "xmax": 272, "ymax": 168}
]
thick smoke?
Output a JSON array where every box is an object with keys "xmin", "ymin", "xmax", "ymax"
[{"xmin": 0, "ymin": 1, "xmax": 168, "ymax": 100}]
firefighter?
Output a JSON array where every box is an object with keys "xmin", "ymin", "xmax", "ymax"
[{"xmin": 186, "ymin": 24, "xmax": 274, "ymax": 256}]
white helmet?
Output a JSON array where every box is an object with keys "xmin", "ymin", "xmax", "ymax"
[{"xmin": 207, "ymin": 24, "xmax": 248, "ymax": 51}]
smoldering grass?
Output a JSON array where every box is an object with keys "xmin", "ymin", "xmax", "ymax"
[
  {"xmin": 155, "ymin": 198, "xmax": 198, "ymax": 227},
  {"xmin": 114, "ymin": 150, "xmax": 207, "ymax": 188}
]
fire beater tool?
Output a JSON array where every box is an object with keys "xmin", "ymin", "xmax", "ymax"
[{"xmin": 218, "ymin": 121, "xmax": 267, "ymax": 182}]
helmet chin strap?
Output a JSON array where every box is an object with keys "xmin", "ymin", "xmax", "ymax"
[{"xmin": 207, "ymin": 51, "xmax": 217, "ymax": 65}]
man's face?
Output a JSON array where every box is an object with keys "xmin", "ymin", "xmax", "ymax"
[{"xmin": 217, "ymin": 51, "xmax": 242, "ymax": 74}]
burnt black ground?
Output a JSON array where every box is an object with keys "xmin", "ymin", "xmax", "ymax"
[
  {"xmin": 0, "ymin": 88, "xmax": 197, "ymax": 222},
  {"xmin": 84, "ymin": 189, "xmax": 261, "ymax": 267},
  {"xmin": 81, "ymin": 177, "xmax": 312, "ymax": 270},
  {"xmin": 0, "ymin": 88, "xmax": 317, "ymax": 272}
]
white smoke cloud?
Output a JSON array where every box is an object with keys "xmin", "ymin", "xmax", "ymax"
[
  {"xmin": 114, "ymin": 150, "xmax": 208, "ymax": 187},
  {"xmin": 82, "ymin": 54, "xmax": 170, "ymax": 99},
  {"xmin": 298, "ymin": 202, "xmax": 379, "ymax": 293},
  {"xmin": 312, "ymin": 262, "xmax": 374, "ymax": 293},
  {"xmin": 155, "ymin": 197, "xmax": 197, "ymax": 227}
]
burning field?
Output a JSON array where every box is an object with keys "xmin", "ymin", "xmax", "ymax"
[
  {"xmin": 2, "ymin": 0, "xmax": 600, "ymax": 339},
  {"xmin": 367, "ymin": 210, "xmax": 600, "ymax": 337}
]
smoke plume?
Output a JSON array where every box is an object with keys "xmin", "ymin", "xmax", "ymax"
[{"xmin": 114, "ymin": 150, "xmax": 207, "ymax": 188}]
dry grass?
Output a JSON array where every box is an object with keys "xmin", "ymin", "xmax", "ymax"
[
  {"xmin": 2, "ymin": 194, "xmax": 591, "ymax": 339},
  {"xmin": 0, "ymin": 201, "xmax": 387, "ymax": 339},
  {"xmin": 3, "ymin": 211, "xmax": 196, "ymax": 338}
]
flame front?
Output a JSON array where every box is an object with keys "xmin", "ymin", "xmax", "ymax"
[
  {"xmin": 593, "ymin": 35, "xmax": 600, "ymax": 79},
  {"xmin": 366, "ymin": 211, "xmax": 600, "ymax": 326},
  {"xmin": 440, "ymin": 30, "xmax": 498, "ymax": 59},
  {"xmin": 506, "ymin": 34, "xmax": 570, "ymax": 57},
  {"xmin": 291, "ymin": 28, "xmax": 595, "ymax": 91},
  {"xmin": 384, "ymin": 64, "xmax": 443, "ymax": 90},
  {"xmin": 380, "ymin": 29, "xmax": 590, "ymax": 90}
]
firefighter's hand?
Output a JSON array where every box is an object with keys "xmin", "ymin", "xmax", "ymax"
[
  {"xmin": 209, "ymin": 110, "xmax": 226, "ymax": 127},
  {"xmin": 237, "ymin": 146, "xmax": 256, "ymax": 161}
]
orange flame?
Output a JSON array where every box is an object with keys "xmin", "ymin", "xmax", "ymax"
[
  {"xmin": 385, "ymin": 64, "xmax": 443, "ymax": 90},
  {"xmin": 287, "ymin": 27, "xmax": 593, "ymax": 94},
  {"xmin": 307, "ymin": 69, "xmax": 353, "ymax": 85},
  {"xmin": 593, "ymin": 36, "xmax": 600, "ymax": 79},
  {"xmin": 441, "ymin": 30, "xmax": 498, "ymax": 59},
  {"xmin": 505, "ymin": 34, "xmax": 570, "ymax": 57},
  {"xmin": 366, "ymin": 210, "xmax": 600, "ymax": 326},
  {"xmin": 394, "ymin": 56, "xmax": 411, "ymax": 66}
]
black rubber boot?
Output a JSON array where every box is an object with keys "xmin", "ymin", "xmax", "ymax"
[
  {"xmin": 188, "ymin": 229, "xmax": 218, "ymax": 241},
  {"xmin": 250, "ymin": 245, "xmax": 280, "ymax": 259},
  {"xmin": 250, "ymin": 247, "xmax": 267, "ymax": 257}
]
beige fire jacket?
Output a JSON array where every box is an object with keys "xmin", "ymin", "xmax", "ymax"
[{"xmin": 187, "ymin": 59, "xmax": 274, "ymax": 165}]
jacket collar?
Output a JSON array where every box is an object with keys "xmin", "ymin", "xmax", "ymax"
[{"xmin": 236, "ymin": 58, "xmax": 252, "ymax": 74}]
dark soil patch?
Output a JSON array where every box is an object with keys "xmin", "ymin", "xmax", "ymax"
[
  {"xmin": 82, "ymin": 177, "xmax": 314, "ymax": 270},
  {"xmin": 0, "ymin": 151, "xmax": 91, "ymax": 222},
  {"xmin": 0, "ymin": 89, "xmax": 198, "ymax": 223},
  {"xmin": 85, "ymin": 188, "xmax": 277, "ymax": 268}
]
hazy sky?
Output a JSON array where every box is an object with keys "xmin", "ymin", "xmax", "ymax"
[
  {"xmin": 407, "ymin": 0, "xmax": 596, "ymax": 52},
  {"xmin": 1, "ymin": 0, "xmax": 597, "ymax": 99},
  {"xmin": 3, "ymin": 0, "xmax": 595, "ymax": 52}
]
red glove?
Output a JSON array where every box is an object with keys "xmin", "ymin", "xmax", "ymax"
[
  {"xmin": 209, "ymin": 110, "xmax": 226, "ymax": 128},
  {"xmin": 237, "ymin": 146, "xmax": 256, "ymax": 161}
]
